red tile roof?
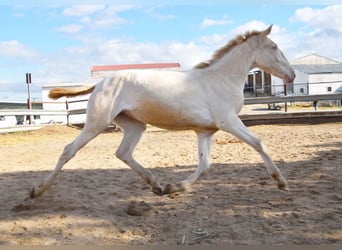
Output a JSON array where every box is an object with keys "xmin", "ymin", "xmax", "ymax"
[{"xmin": 91, "ymin": 63, "xmax": 181, "ymax": 72}]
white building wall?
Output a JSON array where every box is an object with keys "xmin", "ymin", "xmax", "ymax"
[
  {"xmin": 292, "ymin": 70, "xmax": 308, "ymax": 95},
  {"xmin": 308, "ymin": 73, "xmax": 342, "ymax": 94},
  {"xmin": 271, "ymin": 70, "xmax": 342, "ymax": 96},
  {"xmin": 271, "ymin": 69, "xmax": 309, "ymax": 95},
  {"xmin": 271, "ymin": 76, "xmax": 284, "ymax": 95}
]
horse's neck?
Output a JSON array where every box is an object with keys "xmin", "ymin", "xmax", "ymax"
[{"xmin": 211, "ymin": 42, "xmax": 254, "ymax": 85}]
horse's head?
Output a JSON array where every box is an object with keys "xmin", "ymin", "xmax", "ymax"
[{"xmin": 252, "ymin": 25, "xmax": 295, "ymax": 84}]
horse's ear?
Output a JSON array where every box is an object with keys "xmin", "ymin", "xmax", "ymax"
[{"xmin": 262, "ymin": 24, "xmax": 273, "ymax": 37}]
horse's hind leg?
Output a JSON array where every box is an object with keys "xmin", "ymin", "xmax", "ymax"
[
  {"xmin": 114, "ymin": 114, "xmax": 162, "ymax": 194},
  {"xmin": 218, "ymin": 115, "xmax": 289, "ymax": 191},
  {"xmin": 163, "ymin": 130, "xmax": 215, "ymax": 194},
  {"xmin": 30, "ymin": 122, "xmax": 107, "ymax": 198}
]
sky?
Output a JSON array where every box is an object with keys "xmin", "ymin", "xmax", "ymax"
[{"xmin": 0, "ymin": 0, "xmax": 341, "ymax": 101}]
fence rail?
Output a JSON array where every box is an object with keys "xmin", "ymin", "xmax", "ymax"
[
  {"xmin": 244, "ymin": 93, "xmax": 342, "ymax": 105},
  {"xmin": 0, "ymin": 109, "xmax": 68, "ymax": 116}
]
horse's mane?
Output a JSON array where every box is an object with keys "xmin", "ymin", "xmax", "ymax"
[{"xmin": 194, "ymin": 30, "xmax": 262, "ymax": 69}]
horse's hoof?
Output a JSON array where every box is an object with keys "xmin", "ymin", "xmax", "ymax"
[
  {"xmin": 163, "ymin": 184, "xmax": 172, "ymax": 194},
  {"xmin": 278, "ymin": 182, "xmax": 289, "ymax": 191},
  {"xmin": 163, "ymin": 183, "xmax": 185, "ymax": 194},
  {"xmin": 152, "ymin": 186, "xmax": 163, "ymax": 196},
  {"xmin": 29, "ymin": 188, "xmax": 36, "ymax": 199}
]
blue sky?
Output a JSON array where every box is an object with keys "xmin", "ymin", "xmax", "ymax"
[{"xmin": 0, "ymin": 0, "xmax": 341, "ymax": 101}]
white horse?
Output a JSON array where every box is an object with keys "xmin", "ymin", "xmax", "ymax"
[{"xmin": 30, "ymin": 25, "xmax": 295, "ymax": 198}]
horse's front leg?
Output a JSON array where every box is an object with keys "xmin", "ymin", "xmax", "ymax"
[
  {"xmin": 218, "ymin": 114, "xmax": 289, "ymax": 191},
  {"xmin": 163, "ymin": 130, "xmax": 216, "ymax": 194}
]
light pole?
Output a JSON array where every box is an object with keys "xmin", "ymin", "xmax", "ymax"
[{"xmin": 26, "ymin": 72, "xmax": 32, "ymax": 124}]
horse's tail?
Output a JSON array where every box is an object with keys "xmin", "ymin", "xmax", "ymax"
[{"xmin": 48, "ymin": 85, "xmax": 96, "ymax": 99}]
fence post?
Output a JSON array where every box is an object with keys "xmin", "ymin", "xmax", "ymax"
[
  {"xmin": 284, "ymin": 84, "xmax": 288, "ymax": 112},
  {"xmin": 65, "ymin": 100, "xmax": 70, "ymax": 125},
  {"xmin": 26, "ymin": 72, "xmax": 32, "ymax": 124}
]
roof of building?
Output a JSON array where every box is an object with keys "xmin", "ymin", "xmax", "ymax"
[
  {"xmin": 291, "ymin": 53, "xmax": 341, "ymax": 65},
  {"xmin": 291, "ymin": 53, "xmax": 342, "ymax": 74},
  {"xmin": 292, "ymin": 64, "xmax": 342, "ymax": 74},
  {"xmin": 91, "ymin": 63, "xmax": 181, "ymax": 72}
]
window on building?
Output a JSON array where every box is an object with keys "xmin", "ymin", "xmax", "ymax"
[
  {"xmin": 300, "ymin": 88, "xmax": 304, "ymax": 94},
  {"xmin": 327, "ymin": 86, "xmax": 332, "ymax": 92}
]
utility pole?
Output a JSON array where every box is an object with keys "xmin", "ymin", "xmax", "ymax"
[{"xmin": 26, "ymin": 72, "xmax": 32, "ymax": 124}]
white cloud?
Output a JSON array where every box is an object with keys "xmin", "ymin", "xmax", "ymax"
[
  {"xmin": 22, "ymin": 20, "xmax": 295, "ymax": 90},
  {"xmin": 145, "ymin": 6, "xmax": 178, "ymax": 20},
  {"xmin": 232, "ymin": 20, "xmax": 268, "ymax": 35},
  {"xmin": 200, "ymin": 18, "xmax": 232, "ymax": 28},
  {"xmin": 291, "ymin": 5, "xmax": 342, "ymax": 32},
  {"xmin": 0, "ymin": 40, "xmax": 36, "ymax": 58},
  {"xmin": 40, "ymin": 21, "xmax": 291, "ymax": 83},
  {"xmin": 57, "ymin": 4, "xmax": 134, "ymax": 33},
  {"xmin": 0, "ymin": 80, "xmax": 9, "ymax": 86},
  {"xmin": 289, "ymin": 5, "xmax": 342, "ymax": 62},
  {"xmin": 199, "ymin": 33, "xmax": 230, "ymax": 46},
  {"xmin": 90, "ymin": 5, "xmax": 134, "ymax": 29},
  {"xmin": 91, "ymin": 39, "xmax": 208, "ymax": 70},
  {"xmin": 62, "ymin": 4, "xmax": 106, "ymax": 17},
  {"xmin": 56, "ymin": 24, "xmax": 84, "ymax": 33}
]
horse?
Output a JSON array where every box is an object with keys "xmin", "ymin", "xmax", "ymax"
[{"xmin": 30, "ymin": 25, "xmax": 295, "ymax": 199}]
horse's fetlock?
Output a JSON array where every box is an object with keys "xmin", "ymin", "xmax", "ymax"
[
  {"xmin": 29, "ymin": 188, "xmax": 36, "ymax": 199},
  {"xmin": 271, "ymin": 173, "xmax": 279, "ymax": 179}
]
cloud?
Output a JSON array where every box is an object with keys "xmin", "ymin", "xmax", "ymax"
[
  {"xmin": 291, "ymin": 5, "xmax": 342, "ymax": 31},
  {"xmin": 289, "ymin": 5, "xmax": 342, "ymax": 61},
  {"xmin": 200, "ymin": 18, "xmax": 232, "ymax": 28},
  {"xmin": 0, "ymin": 80, "xmax": 9, "ymax": 86},
  {"xmin": 145, "ymin": 6, "xmax": 178, "ymax": 20},
  {"xmin": 57, "ymin": 4, "xmax": 135, "ymax": 33},
  {"xmin": 0, "ymin": 40, "xmax": 36, "ymax": 58},
  {"xmin": 231, "ymin": 20, "xmax": 268, "ymax": 34},
  {"xmin": 35, "ymin": 21, "xmax": 287, "ymax": 85},
  {"xmin": 90, "ymin": 6, "xmax": 129, "ymax": 29},
  {"xmin": 1, "ymin": 20, "xmax": 292, "ymax": 93},
  {"xmin": 62, "ymin": 4, "xmax": 106, "ymax": 17},
  {"xmin": 89, "ymin": 39, "xmax": 209, "ymax": 70},
  {"xmin": 56, "ymin": 24, "xmax": 84, "ymax": 33}
]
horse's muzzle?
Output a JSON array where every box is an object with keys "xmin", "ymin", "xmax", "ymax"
[{"xmin": 284, "ymin": 71, "xmax": 296, "ymax": 84}]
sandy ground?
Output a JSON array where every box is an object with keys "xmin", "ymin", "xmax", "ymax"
[{"xmin": 0, "ymin": 122, "xmax": 341, "ymax": 245}]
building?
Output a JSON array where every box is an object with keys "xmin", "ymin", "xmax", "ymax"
[
  {"xmin": 42, "ymin": 63, "xmax": 181, "ymax": 124},
  {"xmin": 245, "ymin": 70, "xmax": 272, "ymax": 96},
  {"xmin": 290, "ymin": 54, "xmax": 342, "ymax": 95},
  {"xmin": 247, "ymin": 54, "xmax": 342, "ymax": 96}
]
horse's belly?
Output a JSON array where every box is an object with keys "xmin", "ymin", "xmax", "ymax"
[
  {"xmin": 148, "ymin": 115, "xmax": 216, "ymax": 130},
  {"xmin": 124, "ymin": 103, "xmax": 216, "ymax": 130}
]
